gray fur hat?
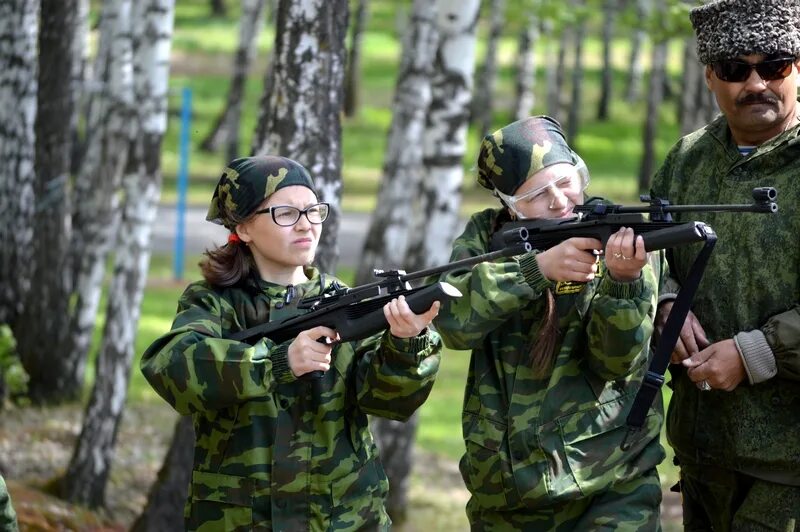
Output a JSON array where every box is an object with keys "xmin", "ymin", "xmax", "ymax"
[{"xmin": 690, "ymin": 0, "xmax": 800, "ymax": 64}]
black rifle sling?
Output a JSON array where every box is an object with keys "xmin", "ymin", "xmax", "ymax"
[{"xmin": 622, "ymin": 232, "xmax": 717, "ymax": 448}]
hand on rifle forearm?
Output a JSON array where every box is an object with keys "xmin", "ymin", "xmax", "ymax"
[
  {"xmin": 288, "ymin": 326, "xmax": 338, "ymax": 376},
  {"xmin": 384, "ymin": 295, "xmax": 440, "ymax": 338},
  {"xmin": 604, "ymin": 227, "xmax": 646, "ymax": 282},
  {"xmin": 536, "ymin": 237, "xmax": 602, "ymax": 283},
  {"xmin": 682, "ymin": 339, "xmax": 747, "ymax": 391},
  {"xmin": 655, "ymin": 301, "xmax": 709, "ymax": 363}
]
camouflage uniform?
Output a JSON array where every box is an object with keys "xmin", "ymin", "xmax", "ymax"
[
  {"xmin": 434, "ymin": 208, "xmax": 666, "ymax": 530},
  {"xmin": 652, "ymin": 110, "xmax": 800, "ymax": 530},
  {"xmin": 0, "ymin": 474, "xmax": 18, "ymax": 532},
  {"xmin": 141, "ymin": 155, "xmax": 442, "ymax": 531}
]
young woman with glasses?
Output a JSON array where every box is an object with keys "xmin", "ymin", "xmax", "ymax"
[
  {"xmin": 141, "ymin": 155, "xmax": 442, "ymax": 531},
  {"xmin": 433, "ymin": 116, "xmax": 667, "ymax": 529}
]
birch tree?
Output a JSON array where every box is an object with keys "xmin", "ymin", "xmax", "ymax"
[
  {"xmin": 15, "ymin": 0, "xmax": 78, "ymax": 404},
  {"xmin": 355, "ymin": 0, "xmax": 439, "ymax": 285},
  {"xmin": 251, "ymin": 0, "xmax": 349, "ymax": 273},
  {"xmin": 679, "ymin": 35, "xmax": 718, "ymax": 135},
  {"xmin": 565, "ymin": 0, "xmax": 587, "ymax": 142},
  {"xmin": 0, "ymin": 0, "xmax": 39, "ymax": 327},
  {"xmin": 624, "ymin": 0, "xmax": 648, "ymax": 102},
  {"xmin": 62, "ymin": 0, "xmax": 175, "ymax": 508},
  {"xmin": 471, "ymin": 0, "xmax": 505, "ymax": 138},
  {"xmin": 404, "ymin": 0, "xmax": 480, "ymax": 271},
  {"xmin": 638, "ymin": 0, "xmax": 667, "ymax": 193},
  {"xmin": 199, "ymin": 0, "xmax": 267, "ymax": 161},
  {"xmin": 61, "ymin": 0, "xmax": 138, "ymax": 406}
]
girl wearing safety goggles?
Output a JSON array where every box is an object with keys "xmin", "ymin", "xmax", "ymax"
[{"xmin": 433, "ymin": 116, "xmax": 666, "ymax": 530}]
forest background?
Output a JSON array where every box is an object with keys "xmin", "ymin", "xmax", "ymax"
[{"xmin": 0, "ymin": 0, "xmax": 721, "ymax": 529}]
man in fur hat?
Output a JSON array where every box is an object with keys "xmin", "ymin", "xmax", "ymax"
[{"xmin": 651, "ymin": 0, "xmax": 800, "ymax": 529}]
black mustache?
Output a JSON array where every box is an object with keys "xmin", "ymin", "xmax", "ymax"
[{"xmin": 736, "ymin": 93, "xmax": 779, "ymax": 105}]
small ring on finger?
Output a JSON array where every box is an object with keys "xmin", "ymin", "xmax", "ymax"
[
  {"xmin": 613, "ymin": 252, "xmax": 623, "ymax": 259},
  {"xmin": 699, "ymin": 379, "xmax": 712, "ymax": 391}
]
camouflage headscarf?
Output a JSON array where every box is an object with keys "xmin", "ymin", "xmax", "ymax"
[
  {"xmin": 206, "ymin": 155, "xmax": 317, "ymax": 229},
  {"xmin": 690, "ymin": 0, "xmax": 800, "ymax": 64},
  {"xmin": 476, "ymin": 116, "xmax": 580, "ymax": 196}
]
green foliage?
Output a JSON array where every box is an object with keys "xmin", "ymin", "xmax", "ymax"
[{"xmin": 0, "ymin": 324, "xmax": 30, "ymax": 405}]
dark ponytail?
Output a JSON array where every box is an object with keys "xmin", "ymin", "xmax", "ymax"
[{"xmin": 491, "ymin": 208, "xmax": 560, "ymax": 377}]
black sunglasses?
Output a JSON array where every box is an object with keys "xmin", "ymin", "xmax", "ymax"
[{"xmin": 711, "ymin": 56, "xmax": 797, "ymax": 83}]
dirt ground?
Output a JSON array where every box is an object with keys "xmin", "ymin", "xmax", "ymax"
[{"xmin": 0, "ymin": 402, "xmax": 682, "ymax": 531}]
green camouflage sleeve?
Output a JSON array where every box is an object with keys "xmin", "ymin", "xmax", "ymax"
[
  {"xmin": 140, "ymin": 283, "xmax": 293, "ymax": 415},
  {"xmin": 584, "ymin": 261, "xmax": 659, "ymax": 381},
  {"xmin": 435, "ymin": 210, "xmax": 554, "ymax": 350},
  {"xmin": 353, "ymin": 329, "xmax": 442, "ymax": 421}
]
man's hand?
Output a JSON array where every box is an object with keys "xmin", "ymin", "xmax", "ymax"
[
  {"xmin": 656, "ymin": 301, "xmax": 710, "ymax": 363},
  {"xmin": 384, "ymin": 295, "xmax": 440, "ymax": 339},
  {"xmin": 535, "ymin": 237, "xmax": 602, "ymax": 282},
  {"xmin": 288, "ymin": 326, "xmax": 339, "ymax": 377},
  {"xmin": 682, "ymin": 339, "xmax": 747, "ymax": 391}
]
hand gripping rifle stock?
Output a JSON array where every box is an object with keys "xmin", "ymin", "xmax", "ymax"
[{"xmin": 228, "ymin": 229, "xmax": 533, "ymax": 383}]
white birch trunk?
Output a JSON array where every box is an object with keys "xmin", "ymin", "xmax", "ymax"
[
  {"xmin": 638, "ymin": 1, "xmax": 667, "ymax": 193},
  {"xmin": 354, "ymin": 0, "xmax": 439, "ymax": 285},
  {"xmin": 625, "ymin": 0, "xmax": 649, "ymax": 102},
  {"xmin": 566, "ymin": 0, "xmax": 586, "ymax": 142},
  {"xmin": 251, "ymin": 0, "xmax": 349, "ymax": 274},
  {"xmin": 63, "ymin": 0, "xmax": 175, "ymax": 507},
  {"xmin": 64, "ymin": 0, "xmax": 137, "ymax": 392},
  {"xmin": 405, "ymin": 0, "xmax": 480, "ymax": 271},
  {"xmin": 0, "ymin": 0, "xmax": 39, "ymax": 326}
]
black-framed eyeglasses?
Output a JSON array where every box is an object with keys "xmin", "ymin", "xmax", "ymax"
[
  {"xmin": 711, "ymin": 56, "xmax": 797, "ymax": 83},
  {"xmin": 254, "ymin": 202, "xmax": 330, "ymax": 226}
]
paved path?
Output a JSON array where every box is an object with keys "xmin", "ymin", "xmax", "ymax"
[{"xmin": 153, "ymin": 204, "xmax": 370, "ymax": 268}]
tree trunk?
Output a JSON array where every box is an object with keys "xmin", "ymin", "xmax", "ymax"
[
  {"xmin": 343, "ymin": 0, "xmax": 368, "ymax": 117},
  {"xmin": 0, "ymin": 0, "xmax": 39, "ymax": 327},
  {"xmin": 370, "ymin": 413, "xmax": 419, "ymax": 523},
  {"xmin": 130, "ymin": 416, "xmax": 194, "ymax": 532},
  {"xmin": 638, "ymin": 16, "xmax": 667, "ymax": 193},
  {"xmin": 624, "ymin": 0, "xmax": 648, "ymax": 102},
  {"xmin": 199, "ymin": 0, "xmax": 266, "ymax": 161},
  {"xmin": 62, "ymin": 0, "xmax": 137, "ymax": 406},
  {"xmin": 16, "ymin": 0, "xmax": 78, "ymax": 404},
  {"xmin": 544, "ymin": 20, "xmax": 561, "ymax": 121},
  {"xmin": 471, "ymin": 0, "xmax": 505, "ymax": 138},
  {"xmin": 62, "ymin": 0, "xmax": 174, "ymax": 508},
  {"xmin": 405, "ymin": 0, "xmax": 480, "ymax": 269},
  {"xmin": 597, "ymin": 0, "xmax": 615, "ymax": 121},
  {"xmin": 511, "ymin": 14, "xmax": 537, "ymax": 122},
  {"xmin": 566, "ymin": 2, "xmax": 586, "ymax": 143},
  {"xmin": 210, "ymin": 0, "xmax": 226, "ymax": 17},
  {"xmin": 354, "ymin": 0, "xmax": 439, "ymax": 285},
  {"xmin": 550, "ymin": 24, "xmax": 571, "ymax": 123},
  {"xmin": 679, "ymin": 36, "xmax": 718, "ymax": 135},
  {"xmin": 69, "ymin": 0, "xmax": 91, "ymax": 176},
  {"xmin": 251, "ymin": 0, "xmax": 349, "ymax": 274}
]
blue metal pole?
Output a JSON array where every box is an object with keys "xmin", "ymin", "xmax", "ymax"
[{"xmin": 174, "ymin": 86, "xmax": 192, "ymax": 281}]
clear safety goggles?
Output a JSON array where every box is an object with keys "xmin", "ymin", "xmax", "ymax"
[{"xmin": 495, "ymin": 157, "xmax": 590, "ymax": 218}]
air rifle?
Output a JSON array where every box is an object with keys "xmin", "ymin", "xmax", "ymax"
[
  {"xmin": 228, "ymin": 230, "xmax": 532, "ymax": 381},
  {"xmin": 489, "ymin": 186, "xmax": 777, "ymax": 254},
  {"xmin": 487, "ymin": 187, "xmax": 778, "ymax": 446}
]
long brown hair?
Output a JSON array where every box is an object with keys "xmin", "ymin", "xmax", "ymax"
[
  {"xmin": 199, "ymin": 204, "xmax": 257, "ymax": 287},
  {"xmin": 492, "ymin": 208, "xmax": 560, "ymax": 376}
]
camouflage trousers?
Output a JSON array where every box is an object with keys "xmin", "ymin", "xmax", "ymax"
[
  {"xmin": 465, "ymin": 467, "xmax": 662, "ymax": 531},
  {"xmin": 678, "ymin": 461, "xmax": 800, "ymax": 532}
]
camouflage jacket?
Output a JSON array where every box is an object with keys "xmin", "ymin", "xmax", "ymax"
[
  {"xmin": 433, "ymin": 208, "xmax": 665, "ymax": 511},
  {"xmin": 0, "ymin": 475, "xmax": 17, "ymax": 532},
  {"xmin": 652, "ymin": 111, "xmax": 800, "ymax": 485},
  {"xmin": 141, "ymin": 267, "xmax": 442, "ymax": 531}
]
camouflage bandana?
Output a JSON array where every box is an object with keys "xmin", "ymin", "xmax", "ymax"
[
  {"xmin": 206, "ymin": 155, "xmax": 317, "ymax": 229},
  {"xmin": 477, "ymin": 115, "xmax": 579, "ymax": 196},
  {"xmin": 691, "ymin": 0, "xmax": 800, "ymax": 64}
]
